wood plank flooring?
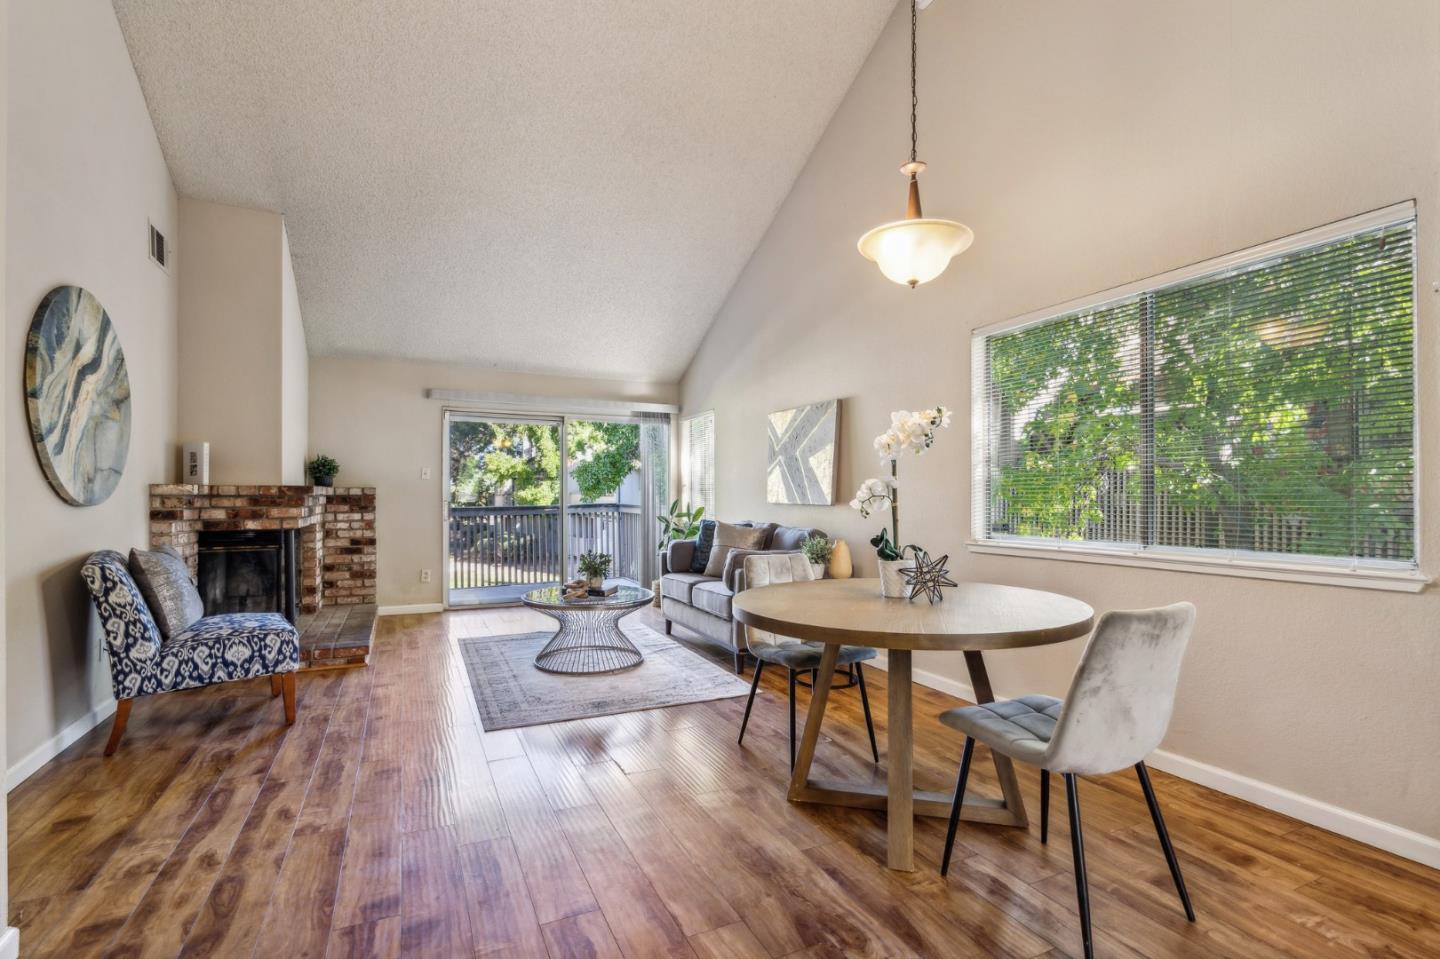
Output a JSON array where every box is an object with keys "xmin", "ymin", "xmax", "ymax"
[{"xmin": 9, "ymin": 605, "xmax": 1440, "ymax": 958}]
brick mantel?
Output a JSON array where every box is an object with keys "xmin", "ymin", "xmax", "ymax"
[{"xmin": 149, "ymin": 484, "xmax": 376, "ymax": 612}]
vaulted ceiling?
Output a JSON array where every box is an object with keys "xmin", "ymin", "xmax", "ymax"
[{"xmin": 112, "ymin": 0, "xmax": 895, "ymax": 381}]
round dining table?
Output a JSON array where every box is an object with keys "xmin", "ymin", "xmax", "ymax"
[{"xmin": 732, "ymin": 577, "xmax": 1094, "ymax": 871}]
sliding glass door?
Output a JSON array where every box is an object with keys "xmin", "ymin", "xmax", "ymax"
[{"xmin": 445, "ymin": 410, "xmax": 669, "ymax": 606}]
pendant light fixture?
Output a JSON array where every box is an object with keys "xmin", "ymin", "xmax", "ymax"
[{"xmin": 857, "ymin": 0, "xmax": 973, "ymax": 288}]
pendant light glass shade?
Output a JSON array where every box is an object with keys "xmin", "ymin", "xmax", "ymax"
[
  {"xmin": 858, "ymin": 0, "xmax": 971, "ymax": 288},
  {"xmin": 858, "ymin": 217, "xmax": 973, "ymax": 288}
]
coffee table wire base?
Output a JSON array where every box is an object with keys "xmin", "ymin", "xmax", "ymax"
[{"xmin": 532, "ymin": 605, "xmax": 645, "ymax": 674}]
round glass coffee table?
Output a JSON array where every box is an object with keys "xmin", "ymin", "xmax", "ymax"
[{"xmin": 522, "ymin": 583, "xmax": 654, "ymax": 674}]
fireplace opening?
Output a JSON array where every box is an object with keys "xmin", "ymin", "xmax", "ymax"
[{"xmin": 197, "ymin": 529, "xmax": 299, "ymax": 624}]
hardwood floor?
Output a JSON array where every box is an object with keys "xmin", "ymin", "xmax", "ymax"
[{"xmin": 9, "ymin": 605, "xmax": 1440, "ymax": 958}]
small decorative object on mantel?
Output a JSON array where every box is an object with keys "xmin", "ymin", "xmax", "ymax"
[
  {"xmin": 851, "ymin": 406, "xmax": 952, "ymax": 597},
  {"xmin": 306, "ymin": 454, "xmax": 339, "ymax": 487},
  {"xmin": 901, "ymin": 549, "xmax": 957, "ymax": 604},
  {"xmin": 800, "ymin": 534, "xmax": 833, "ymax": 580},
  {"xmin": 577, "ymin": 551, "xmax": 613, "ymax": 594},
  {"xmin": 25, "ymin": 285, "xmax": 132, "ymax": 506},
  {"xmin": 182, "ymin": 441, "xmax": 210, "ymax": 484}
]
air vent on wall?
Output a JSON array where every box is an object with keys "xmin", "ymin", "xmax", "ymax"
[{"xmin": 148, "ymin": 221, "xmax": 168, "ymax": 271}]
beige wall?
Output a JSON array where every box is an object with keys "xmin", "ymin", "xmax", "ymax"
[
  {"xmin": 0, "ymin": 0, "xmax": 10, "ymax": 939},
  {"xmin": 178, "ymin": 198, "xmax": 307, "ymax": 484},
  {"xmin": 280, "ymin": 224, "xmax": 308, "ymax": 484},
  {"xmin": 682, "ymin": 0, "xmax": 1440, "ymax": 847},
  {"xmin": 6, "ymin": 1, "xmax": 179, "ymax": 781},
  {"xmin": 308, "ymin": 355, "xmax": 678, "ymax": 608}
]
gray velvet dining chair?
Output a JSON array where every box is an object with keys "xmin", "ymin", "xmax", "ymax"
[
  {"xmin": 734, "ymin": 553, "xmax": 879, "ymax": 770},
  {"xmin": 937, "ymin": 602, "xmax": 1197, "ymax": 959}
]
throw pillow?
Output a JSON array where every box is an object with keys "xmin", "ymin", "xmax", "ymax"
[
  {"xmin": 689, "ymin": 519, "xmax": 718, "ymax": 573},
  {"xmin": 129, "ymin": 547, "xmax": 205, "ymax": 639},
  {"xmin": 703, "ymin": 522, "xmax": 770, "ymax": 578}
]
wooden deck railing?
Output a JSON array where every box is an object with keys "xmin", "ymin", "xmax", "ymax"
[{"xmin": 448, "ymin": 503, "xmax": 644, "ymax": 590}]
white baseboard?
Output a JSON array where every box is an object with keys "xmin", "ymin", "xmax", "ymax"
[
  {"xmin": 866, "ymin": 653, "xmax": 1440, "ymax": 870},
  {"xmin": 377, "ymin": 603, "xmax": 444, "ymax": 616},
  {"xmin": 0, "ymin": 926, "xmax": 19, "ymax": 959},
  {"xmin": 5, "ymin": 699, "xmax": 117, "ymax": 792}
]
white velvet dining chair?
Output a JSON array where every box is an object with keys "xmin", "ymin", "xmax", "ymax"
[{"xmin": 936, "ymin": 602, "xmax": 1198, "ymax": 959}]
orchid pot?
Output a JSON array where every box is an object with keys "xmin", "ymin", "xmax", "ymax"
[{"xmin": 878, "ymin": 559, "xmax": 913, "ymax": 598}]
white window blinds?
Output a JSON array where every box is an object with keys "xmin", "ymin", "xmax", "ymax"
[
  {"xmin": 974, "ymin": 207, "xmax": 1416, "ymax": 570},
  {"xmin": 682, "ymin": 411, "xmax": 716, "ymax": 518}
]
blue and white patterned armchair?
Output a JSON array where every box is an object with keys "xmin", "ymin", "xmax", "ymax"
[{"xmin": 81, "ymin": 550, "xmax": 301, "ymax": 755}]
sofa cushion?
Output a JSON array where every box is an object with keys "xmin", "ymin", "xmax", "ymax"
[
  {"xmin": 771, "ymin": 526, "xmax": 824, "ymax": 551},
  {"xmin": 689, "ymin": 520, "xmax": 717, "ymax": 573},
  {"xmin": 703, "ymin": 522, "xmax": 770, "ymax": 577},
  {"xmin": 735, "ymin": 521, "xmax": 780, "ymax": 548},
  {"xmin": 661, "ymin": 572, "xmax": 714, "ymax": 604},
  {"xmin": 691, "ymin": 580, "xmax": 733, "ymax": 619},
  {"xmin": 129, "ymin": 547, "xmax": 205, "ymax": 639}
]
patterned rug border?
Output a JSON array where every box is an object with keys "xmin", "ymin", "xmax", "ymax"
[{"xmin": 457, "ymin": 623, "xmax": 753, "ymax": 731}]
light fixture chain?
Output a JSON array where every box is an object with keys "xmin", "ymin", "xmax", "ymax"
[{"xmin": 910, "ymin": 0, "xmax": 918, "ymax": 164}]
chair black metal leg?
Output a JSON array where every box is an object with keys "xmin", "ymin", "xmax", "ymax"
[
  {"xmin": 788, "ymin": 669, "xmax": 798, "ymax": 771},
  {"xmin": 1065, "ymin": 774, "xmax": 1094, "ymax": 959},
  {"xmin": 1136, "ymin": 761, "xmax": 1196, "ymax": 921},
  {"xmin": 737, "ymin": 660, "xmax": 765, "ymax": 746},
  {"xmin": 1040, "ymin": 769, "xmax": 1050, "ymax": 844},
  {"xmin": 939, "ymin": 737, "xmax": 975, "ymax": 877},
  {"xmin": 855, "ymin": 663, "xmax": 879, "ymax": 763}
]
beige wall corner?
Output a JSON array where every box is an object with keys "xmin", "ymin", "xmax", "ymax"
[
  {"xmin": 5, "ymin": 0, "xmax": 179, "ymax": 810},
  {"xmin": 177, "ymin": 198, "xmax": 286, "ymax": 483},
  {"xmin": 281, "ymin": 221, "xmax": 308, "ymax": 483},
  {"xmin": 681, "ymin": 0, "xmax": 1440, "ymax": 854},
  {"xmin": 308, "ymin": 354, "xmax": 678, "ymax": 608}
]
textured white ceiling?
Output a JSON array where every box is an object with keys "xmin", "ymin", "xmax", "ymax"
[{"xmin": 112, "ymin": 1, "xmax": 895, "ymax": 381}]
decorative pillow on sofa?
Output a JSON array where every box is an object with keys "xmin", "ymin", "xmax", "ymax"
[
  {"xmin": 703, "ymin": 522, "xmax": 771, "ymax": 578},
  {"xmin": 689, "ymin": 519, "xmax": 718, "ymax": 573},
  {"xmin": 129, "ymin": 547, "xmax": 205, "ymax": 639}
]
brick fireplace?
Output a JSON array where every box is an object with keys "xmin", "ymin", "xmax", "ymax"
[{"xmin": 149, "ymin": 484, "xmax": 377, "ymax": 668}]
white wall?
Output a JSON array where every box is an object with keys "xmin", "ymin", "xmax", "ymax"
[
  {"xmin": 0, "ymin": 0, "xmax": 12, "ymax": 947},
  {"xmin": 177, "ymin": 198, "xmax": 307, "ymax": 484},
  {"xmin": 281, "ymin": 223, "xmax": 308, "ymax": 484},
  {"xmin": 309, "ymin": 355, "xmax": 678, "ymax": 608},
  {"xmin": 682, "ymin": 0, "xmax": 1440, "ymax": 856},
  {"xmin": 6, "ymin": 1, "xmax": 179, "ymax": 785}
]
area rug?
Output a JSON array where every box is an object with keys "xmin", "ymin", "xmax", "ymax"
[{"xmin": 457, "ymin": 622, "xmax": 753, "ymax": 731}]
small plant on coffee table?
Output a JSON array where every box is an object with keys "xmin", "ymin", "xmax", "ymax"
[{"xmin": 577, "ymin": 551, "xmax": 612, "ymax": 587}]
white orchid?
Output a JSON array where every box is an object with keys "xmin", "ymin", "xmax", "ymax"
[
  {"xmin": 874, "ymin": 406, "xmax": 951, "ymax": 463},
  {"xmin": 850, "ymin": 476, "xmax": 895, "ymax": 518}
]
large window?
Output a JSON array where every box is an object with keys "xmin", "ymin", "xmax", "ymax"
[
  {"xmin": 973, "ymin": 205, "xmax": 1417, "ymax": 580},
  {"xmin": 682, "ymin": 410, "xmax": 716, "ymax": 517}
]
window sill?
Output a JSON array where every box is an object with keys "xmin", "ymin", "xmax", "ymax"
[{"xmin": 966, "ymin": 540, "xmax": 1430, "ymax": 593}]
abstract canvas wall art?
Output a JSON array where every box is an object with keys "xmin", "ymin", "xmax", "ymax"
[
  {"xmin": 767, "ymin": 399, "xmax": 838, "ymax": 505},
  {"xmin": 25, "ymin": 285, "xmax": 132, "ymax": 506}
]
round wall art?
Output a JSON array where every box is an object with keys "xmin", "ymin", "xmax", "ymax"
[{"xmin": 25, "ymin": 285, "xmax": 132, "ymax": 506}]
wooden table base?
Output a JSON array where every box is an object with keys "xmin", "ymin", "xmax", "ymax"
[{"xmin": 787, "ymin": 645, "xmax": 1029, "ymax": 871}]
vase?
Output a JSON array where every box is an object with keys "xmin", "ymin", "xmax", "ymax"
[
  {"xmin": 587, "ymin": 575, "xmax": 605, "ymax": 591},
  {"xmin": 809, "ymin": 562, "xmax": 826, "ymax": 581},
  {"xmin": 313, "ymin": 476, "xmax": 334, "ymax": 488},
  {"xmin": 828, "ymin": 539, "xmax": 853, "ymax": 579},
  {"xmin": 878, "ymin": 558, "xmax": 912, "ymax": 598}
]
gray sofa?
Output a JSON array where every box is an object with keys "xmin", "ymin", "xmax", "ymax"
[{"xmin": 660, "ymin": 521, "xmax": 825, "ymax": 672}]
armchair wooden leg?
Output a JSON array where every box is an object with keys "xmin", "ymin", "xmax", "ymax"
[
  {"xmin": 270, "ymin": 674, "xmax": 283, "ymax": 697},
  {"xmin": 282, "ymin": 673, "xmax": 297, "ymax": 724},
  {"xmin": 1040, "ymin": 769, "xmax": 1051, "ymax": 844},
  {"xmin": 104, "ymin": 699, "xmax": 133, "ymax": 756}
]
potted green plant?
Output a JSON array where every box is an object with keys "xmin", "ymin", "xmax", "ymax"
[
  {"xmin": 306, "ymin": 454, "xmax": 339, "ymax": 488},
  {"xmin": 654, "ymin": 500, "xmax": 704, "ymax": 603},
  {"xmin": 800, "ymin": 534, "xmax": 833, "ymax": 580},
  {"xmin": 577, "ymin": 551, "xmax": 612, "ymax": 591}
]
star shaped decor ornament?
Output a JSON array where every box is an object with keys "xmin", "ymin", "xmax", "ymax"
[{"xmin": 901, "ymin": 549, "xmax": 958, "ymax": 604}]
